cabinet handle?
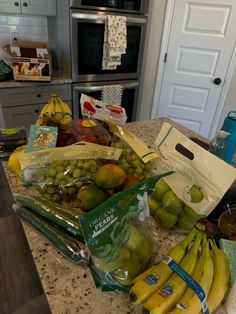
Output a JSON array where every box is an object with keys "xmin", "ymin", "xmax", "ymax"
[
  {"xmin": 14, "ymin": 1, "xmax": 19, "ymax": 6},
  {"xmin": 22, "ymin": 2, "xmax": 28, "ymax": 7},
  {"xmin": 35, "ymin": 109, "xmax": 39, "ymax": 114},
  {"xmin": 37, "ymin": 93, "xmax": 41, "ymax": 98}
]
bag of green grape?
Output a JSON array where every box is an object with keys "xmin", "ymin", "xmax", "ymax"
[
  {"xmin": 109, "ymin": 123, "xmax": 158, "ymax": 179},
  {"xmin": 17, "ymin": 141, "xmax": 122, "ymax": 201},
  {"xmin": 79, "ymin": 173, "xmax": 171, "ymax": 292},
  {"xmin": 150, "ymin": 122, "xmax": 236, "ymax": 232}
]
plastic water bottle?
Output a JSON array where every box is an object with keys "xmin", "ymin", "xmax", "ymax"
[
  {"xmin": 209, "ymin": 130, "xmax": 230, "ymax": 160},
  {"xmin": 225, "ymin": 278, "xmax": 236, "ymax": 314}
]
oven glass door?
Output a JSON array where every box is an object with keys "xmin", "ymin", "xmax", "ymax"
[
  {"xmin": 71, "ymin": 10, "xmax": 146, "ymax": 82},
  {"xmin": 72, "ymin": 80, "xmax": 139, "ymax": 122}
]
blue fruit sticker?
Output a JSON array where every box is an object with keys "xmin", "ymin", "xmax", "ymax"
[
  {"xmin": 159, "ymin": 283, "xmax": 174, "ymax": 298},
  {"xmin": 144, "ymin": 273, "xmax": 160, "ymax": 285}
]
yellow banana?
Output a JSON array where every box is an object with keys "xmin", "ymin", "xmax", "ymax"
[
  {"xmin": 57, "ymin": 95, "xmax": 72, "ymax": 115},
  {"xmin": 176, "ymin": 233, "xmax": 207, "ymax": 304},
  {"xmin": 51, "ymin": 96, "xmax": 63, "ymax": 123},
  {"xmin": 169, "ymin": 237, "xmax": 214, "ymax": 314},
  {"xmin": 130, "ymin": 228, "xmax": 197, "ymax": 304},
  {"xmin": 206, "ymin": 239, "xmax": 229, "ymax": 313},
  {"xmin": 143, "ymin": 230, "xmax": 202, "ymax": 314}
]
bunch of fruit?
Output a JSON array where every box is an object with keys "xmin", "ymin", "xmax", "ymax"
[
  {"xmin": 93, "ymin": 224, "xmax": 153, "ymax": 286},
  {"xmin": 130, "ymin": 225, "xmax": 229, "ymax": 314},
  {"xmin": 35, "ymin": 92, "xmax": 72, "ymax": 130},
  {"xmin": 148, "ymin": 178, "xmax": 203, "ymax": 231}
]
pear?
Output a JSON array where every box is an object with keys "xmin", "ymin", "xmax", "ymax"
[
  {"xmin": 152, "ymin": 178, "xmax": 170, "ymax": 200},
  {"xmin": 77, "ymin": 183, "xmax": 109, "ymax": 211},
  {"xmin": 124, "ymin": 224, "xmax": 145, "ymax": 253},
  {"xmin": 112, "ymin": 255, "xmax": 141, "ymax": 286},
  {"xmin": 137, "ymin": 237, "xmax": 153, "ymax": 268},
  {"xmin": 95, "ymin": 246, "xmax": 131, "ymax": 272},
  {"xmin": 155, "ymin": 206, "xmax": 178, "ymax": 229},
  {"xmin": 177, "ymin": 214, "xmax": 195, "ymax": 231},
  {"xmin": 162, "ymin": 190, "xmax": 184, "ymax": 215},
  {"xmin": 148, "ymin": 195, "xmax": 162, "ymax": 216}
]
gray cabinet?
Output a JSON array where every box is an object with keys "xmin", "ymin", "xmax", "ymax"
[
  {"xmin": 0, "ymin": 83, "xmax": 71, "ymax": 133},
  {"xmin": 0, "ymin": 0, "xmax": 56, "ymax": 16}
]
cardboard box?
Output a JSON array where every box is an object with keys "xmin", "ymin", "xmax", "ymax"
[{"xmin": 3, "ymin": 41, "xmax": 51, "ymax": 81}]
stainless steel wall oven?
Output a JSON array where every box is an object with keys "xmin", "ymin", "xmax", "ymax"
[{"xmin": 49, "ymin": 0, "xmax": 149, "ymax": 121}]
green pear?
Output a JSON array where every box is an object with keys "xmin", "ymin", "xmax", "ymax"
[
  {"xmin": 177, "ymin": 215, "xmax": 195, "ymax": 231},
  {"xmin": 188, "ymin": 185, "xmax": 204, "ymax": 203},
  {"xmin": 95, "ymin": 246, "xmax": 131, "ymax": 272},
  {"xmin": 77, "ymin": 183, "xmax": 109, "ymax": 211},
  {"xmin": 152, "ymin": 178, "xmax": 170, "ymax": 200},
  {"xmin": 162, "ymin": 190, "xmax": 184, "ymax": 215},
  {"xmin": 124, "ymin": 224, "xmax": 145, "ymax": 253},
  {"xmin": 137, "ymin": 237, "xmax": 153, "ymax": 268},
  {"xmin": 112, "ymin": 255, "xmax": 141, "ymax": 286},
  {"xmin": 155, "ymin": 206, "xmax": 178, "ymax": 229},
  {"xmin": 148, "ymin": 195, "xmax": 162, "ymax": 216}
]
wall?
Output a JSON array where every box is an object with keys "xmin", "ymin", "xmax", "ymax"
[
  {"xmin": 0, "ymin": 14, "xmax": 48, "ymax": 60},
  {"xmin": 137, "ymin": 0, "xmax": 236, "ymax": 136}
]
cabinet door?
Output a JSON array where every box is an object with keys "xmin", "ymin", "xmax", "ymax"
[
  {"xmin": 3, "ymin": 104, "xmax": 41, "ymax": 133},
  {"xmin": 21, "ymin": 0, "xmax": 56, "ymax": 16},
  {"xmin": 0, "ymin": 0, "xmax": 21, "ymax": 14}
]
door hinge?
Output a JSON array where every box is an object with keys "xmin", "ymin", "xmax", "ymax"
[{"xmin": 164, "ymin": 53, "xmax": 167, "ymax": 63}]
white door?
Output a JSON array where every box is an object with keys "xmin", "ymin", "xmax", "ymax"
[
  {"xmin": 21, "ymin": 0, "xmax": 56, "ymax": 16},
  {"xmin": 153, "ymin": 0, "xmax": 236, "ymax": 138}
]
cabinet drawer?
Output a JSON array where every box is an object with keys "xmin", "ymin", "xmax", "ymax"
[{"xmin": 1, "ymin": 84, "xmax": 71, "ymax": 108}]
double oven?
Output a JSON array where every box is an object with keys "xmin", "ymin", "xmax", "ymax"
[{"xmin": 70, "ymin": 0, "xmax": 149, "ymax": 121}]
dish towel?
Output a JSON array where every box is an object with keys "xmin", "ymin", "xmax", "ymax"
[
  {"xmin": 101, "ymin": 84, "xmax": 124, "ymax": 105},
  {"xmin": 102, "ymin": 15, "xmax": 127, "ymax": 70}
]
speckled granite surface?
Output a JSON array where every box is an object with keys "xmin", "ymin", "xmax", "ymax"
[{"xmin": 3, "ymin": 118, "xmax": 227, "ymax": 314}]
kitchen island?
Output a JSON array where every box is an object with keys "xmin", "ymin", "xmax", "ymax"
[{"xmin": 1, "ymin": 118, "xmax": 227, "ymax": 314}]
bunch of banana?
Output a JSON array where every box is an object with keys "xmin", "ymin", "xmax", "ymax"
[
  {"xmin": 130, "ymin": 225, "xmax": 230, "ymax": 314},
  {"xmin": 35, "ymin": 92, "xmax": 72, "ymax": 129}
]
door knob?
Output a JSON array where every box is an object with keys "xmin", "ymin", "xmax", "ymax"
[
  {"xmin": 22, "ymin": 2, "xmax": 28, "ymax": 7},
  {"xmin": 14, "ymin": 1, "xmax": 19, "ymax": 6},
  {"xmin": 213, "ymin": 78, "xmax": 222, "ymax": 85}
]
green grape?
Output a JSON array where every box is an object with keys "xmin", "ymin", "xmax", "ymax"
[
  {"xmin": 38, "ymin": 174, "xmax": 46, "ymax": 181},
  {"xmin": 56, "ymin": 172, "xmax": 65, "ymax": 180},
  {"xmin": 63, "ymin": 160, "xmax": 70, "ymax": 167},
  {"xmin": 61, "ymin": 187, "xmax": 69, "ymax": 195},
  {"xmin": 135, "ymin": 167, "xmax": 143, "ymax": 176},
  {"xmin": 56, "ymin": 165, "xmax": 65, "ymax": 173},
  {"xmin": 65, "ymin": 165, "xmax": 75, "ymax": 174},
  {"xmin": 77, "ymin": 160, "xmax": 84, "ymax": 168},
  {"xmin": 59, "ymin": 180, "xmax": 67, "ymax": 187},
  {"xmin": 46, "ymin": 177, "xmax": 54, "ymax": 185},
  {"xmin": 48, "ymin": 167, "xmax": 57, "ymax": 178},
  {"xmin": 83, "ymin": 161, "xmax": 91, "ymax": 170},
  {"xmin": 70, "ymin": 159, "xmax": 77, "ymax": 166},
  {"xmin": 128, "ymin": 168, "xmax": 134, "ymax": 175},
  {"xmin": 90, "ymin": 166, "xmax": 97, "ymax": 173},
  {"xmin": 131, "ymin": 159, "xmax": 141, "ymax": 168},
  {"xmin": 73, "ymin": 169, "xmax": 81, "ymax": 179}
]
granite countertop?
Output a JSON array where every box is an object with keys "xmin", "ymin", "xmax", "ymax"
[{"xmin": 3, "ymin": 118, "xmax": 227, "ymax": 314}]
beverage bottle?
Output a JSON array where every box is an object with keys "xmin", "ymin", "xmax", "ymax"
[
  {"xmin": 225, "ymin": 278, "xmax": 236, "ymax": 314},
  {"xmin": 209, "ymin": 130, "xmax": 230, "ymax": 160}
]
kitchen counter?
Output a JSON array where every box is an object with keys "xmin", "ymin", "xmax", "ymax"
[{"xmin": 2, "ymin": 118, "xmax": 227, "ymax": 314}]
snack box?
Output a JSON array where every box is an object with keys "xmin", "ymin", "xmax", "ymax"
[
  {"xmin": 71, "ymin": 119, "xmax": 111, "ymax": 146},
  {"xmin": 3, "ymin": 42, "xmax": 51, "ymax": 81}
]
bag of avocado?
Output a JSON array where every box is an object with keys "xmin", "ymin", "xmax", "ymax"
[
  {"xmin": 150, "ymin": 122, "xmax": 236, "ymax": 231},
  {"xmin": 79, "ymin": 173, "xmax": 171, "ymax": 292}
]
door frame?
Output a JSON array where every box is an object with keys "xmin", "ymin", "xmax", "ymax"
[{"xmin": 151, "ymin": 0, "xmax": 236, "ymax": 138}]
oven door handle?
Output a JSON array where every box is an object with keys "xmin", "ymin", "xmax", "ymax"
[
  {"xmin": 71, "ymin": 12, "xmax": 146, "ymax": 24},
  {"xmin": 73, "ymin": 82, "xmax": 139, "ymax": 92}
]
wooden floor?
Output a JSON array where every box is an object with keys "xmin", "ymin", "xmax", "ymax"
[{"xmin": 0, "ymin": 162, "xmax": 51, "ymax": 314}]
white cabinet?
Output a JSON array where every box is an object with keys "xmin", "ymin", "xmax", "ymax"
[
  {"xmin": 0, "ymin": 0, "xmax": 56, "ymax": 16},
  {"xmin": 0, "ymin": 83, "xmax": 71, "ymax": 133}
]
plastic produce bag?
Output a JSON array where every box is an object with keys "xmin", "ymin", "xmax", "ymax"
[
  {"xmin": 17, "ymin": 141, "xmax": 122, "ymax": 201},
  {"xmin": 151, "ymin": 122, "xmax": 236, "ymax": 231},
  {"xmin": 79, "ymin": 173, "xmax": 171, "ymax": 292}
]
